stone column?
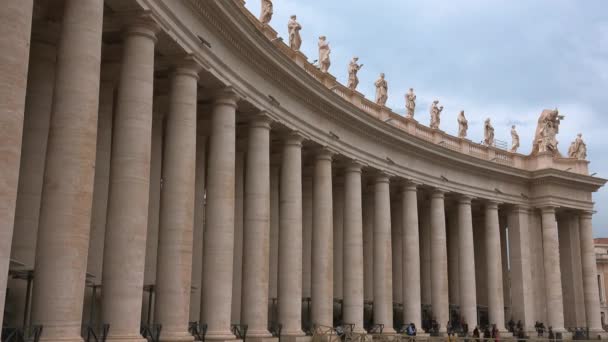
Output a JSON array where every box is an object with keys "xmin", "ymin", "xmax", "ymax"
[
  {"xmin": 191, "ymin": 119, "xmax": 207, "ymax": 322},
  {"xmin": 457, "ymin": 196, "xmax": 477, "ymax": 328},
  {"xmin": 580, "ymin": 211, "xmax": 604, "ymax": 334},
  {"xmin": 447, "ymin": 209, "xmax": 459, "ymax": 308},
  {"xmin": 142, "ymin": 96, "xmax": 166, "ymax": 323},
  {"xmin": 278, "ymin": 132, "xmax": 305, "ymax": 337},
  {"xmin": 363, "ymin": 187, "xmax": 374, "ymax": 303},
  {"xmin": 507, "ymin": 207, "xmax": 534, "ymax": 332},
  {"xmin": 391, "ymin": 196, "xmax": 403, "ymax": 309},
  {"xmin": 29, "ymin": 0, "xmax": 103, "ymax": 339},
  {"xmin": 333, "ymin": 179, "xmax": 345, "ymax": 302},
  {"xmin": 241, "ymin": 114, "xmax": 273, "ymax": 337},
  {"xmin": 269, "ymin": 163, "xmax": 280, "ymax": 302},
  {"xmin": 343, "ymin": 162, "xmax": 365, "ymax": 332},
  {"xmin": 201, "ymin": 89, "xmax": 239, "ymax": 340},
  {"xmin": 0, "ymin": 0, "xmax": 34, "ymax": 329},
  {"xmin": 101, "ymin": 17, "xmax": 159, "ymax": 342},
  {"xmin": 373, "ymin": 173, "xmax": 395, "ymax": 333},
  {"xmin": 430, "ymin": 190, "xmax": 448, "ymax": 333},
  {"xmin": 154, "ymin": 63, "xmax": 201, "ymax": 342},
  {"xmin": 540, "ymin": 207, "xmax": 566, "ymax": 333},
  {"xmin": 529, "ymin": 211, "xmax": 547, "ymax": 323},
  {"xmin": 312, "ymin": 149, "xmax": 334, "ymax": 328},
  {"xmin": 401, "ymin": 183, "xmax": 422, "ymax": 329},
  {"xmin": 8, "ymin": 40, "xmax": 56, "ymax": 327},
  {"xmin": 231, "ymin": 149, "xmax": 245, "ymax": 324},
  {"xmin": 485, "ymin": 201, "xmax": 506, "ymax": 331},
  {"xmin": 420, "ymin": 204, "xmax": 432, "ymax": 307}
]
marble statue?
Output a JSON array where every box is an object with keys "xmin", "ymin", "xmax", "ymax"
[
  {"xmin": 288, "ymin": 15, "xmax": 302, "ymax": 51},
  {"xmin": 510, "ymin": 125, "xmax": 520, "ymax": 153},
  {"xmin": 484, "ymin": 118, "xmax": 495, "ymax": 146},
  {"xmin": 347, "ymin": 57, "xmax": 363, "ymax": 91},
  {"xmin": 568, "ymin": 133, "xmax": 587, "ymax": 160},
  {"xmin": 405, "ymin": 88, "xmax": 416, "ymax": 118},
  {"xmin": 457, "ymin": 110, "xmax": 468, "ymax": 138},
  {"xmin": 260, "ymin": 0, "xmax": 273, "ymax": 25},
  {"xmin": 429, "ymin": 100, "xmax": 443, "ymax": 129},
  {"xmin": 374, "ymin": 73, "xmax": 388, "ymax": 106},
  {"xmin": 531, "ymin": 108, "xmax": 563, "ymax": 156},
  {"xmin": 318, "ymin": 36, "xmax": 331, "ymax": 73}
]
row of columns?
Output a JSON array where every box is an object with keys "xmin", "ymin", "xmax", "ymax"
[{"xmin": 0, "ymin": 2, "xmax": 605, "ymax": 341}]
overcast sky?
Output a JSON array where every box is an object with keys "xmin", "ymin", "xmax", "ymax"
[{"xmin": 245, "ymin": 0, "xmax": 608, "ymax": 236}]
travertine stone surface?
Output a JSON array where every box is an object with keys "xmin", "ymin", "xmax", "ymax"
[
  {"xmin": 457, "ymin": 111, "xmax": 468, "ymax": 139},
  {"xmin": 374, "ymin": 73, "xmax": 388, "ymax": 106},
  {"xmin": 405, "ymin": 88, "xmax": 416, "ymax": 118},
  {"xmin": 363, "ymin": 187, "xmax": 374, "ymax": 302},
  {"xmin": 201, "ymin": 89, "xmax": 239, "ymax": 340},
  {"xmin": 155, "ymin": 64, "xmax": 200, "ymax": 342},
  {"xmin": 373, "ymin": 174, "xmax": 395, "ymax": 333},
  {"xmin": 507, "ymin": 207, "xmax": 535, "ymax": 332},
  {"xmin": 260, "ymin": 0, "xmax": 273, "ymax": 25},
  {"xmin": 447, "ymin": 209, "xmax": 459, "ymax": 306},
  {"xmin": 269, "ymin": 164, "xmax": 280, "ymax": 301},
  {"xmin": 241, "ymin": 114, "xmax": 273, "ymax": 337},
  {"xmin": 457, "ymin": 196, "xmax": 477, "ymax": 327},
  {"xmin": 484, "ymin": 119, "xmax": 495, "ymax": 147},
  {"xmin": 343, "ymin": 162, "xmax": 365, "ymax": 333},
  {"xmin": 510, "ymin": 126, "xmax": 520, "ymax": 153},
  {"xmin": 333, "ymin": 179, "xmax": 344, "ymax": 300},
  {"xmin": 429, "ymin": 100, "xmax": 443, "ymax": 130},
  {"xmin": 0, "ymin": 0, "xmax": 33, "ymax": 329},
  {"xmin": 391, "ymin": 197, "xmax": 403, "ymax": 306},
  {"xmin": 8, "ymin": 41, "xmax": 55, "ymax": 326},
  {"xmin": 430, "ymin": 190, "xmax": 448, "ymax": 333},
  {"xmin": 30, "ymin": 1, "xmax": 103, "ymax": 340},
  {"xmin": 302, "ymin": 173, "xmax": 313, "ymax": 298},
  {"xmin": 401, "ymin": 183, "xmax": 422, "ymax": 329},
  {"xmin": 541, "ymin": 207, "xmax": 566, "ymax": 332},
  {"xmin": 288, "ymin": 15, "xmax": 302, "ymax": 51},
  {"xmin": 318, "ymin": 36, "xmax": 331, "ymax": 73},
  {"xmin": 312, "ymin": 149, "xmax": 334, "ymax": 327},
  {"xmin": 278, "ymin": 133, "xmax": 305, "ymax": 336},
  {"xmin": 347, "ymin": 57, "xmax": 363, "ymax": 91},
  {"xmin": 420, "ymin": 204, "xmax": 432, "ymax": 306},
  {"xmin": 231, "ymin": 150, "xmax": 244, "ymax": 323},
  {"xmin": 191, "ymin": 119, "xmax": 207, "ymax": 322},
  {"xmin": 102, "ymin": 18, "xmax": 158, "ymax": 342},
  {"xmin": 485, "ymin": 202, "xmax": 506, "ymax": 331},
  {"xmin": 580, "ymin": 212, "xmax": 604, "ymax": 332}
]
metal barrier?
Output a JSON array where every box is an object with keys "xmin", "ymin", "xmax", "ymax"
[
  {"xmin": 269, "ymin": 323, "xmax": 282, "ymax": 341},
  {"xmin": 312, "ymin": 324, "xmax": 338, "ymax": 342},
  {"xmin": 188, "ymin": 322, "xmax": 207, "ymax": 342},
  {"xmin": 82, "ymin": 324, "xmax": 109, "ymax": 342},
  {"xmin": 1, "ymin": 325, "xmax": 43, "ymax": 342},
  {"xmin": 231, "ymin": 324, "xmax": 248, "ymax": 342},
  {"xmin": 140, "ymin": 323, "xmax": 162, "ymax": 342}
]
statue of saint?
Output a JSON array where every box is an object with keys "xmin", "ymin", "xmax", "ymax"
[
  {"xmin": 405, "ymin": 88, "xmax": 416, "ymax": 118},
  {"xmin": 484, "ymin": 118, "xmax": 495, "ymax": 146},
  {"xmin": 347, "ymin": 57, "xmax": 363, "ymax": 91},
  {"xmin": 318, "ymin": 36, "xmax": 331, "ymax": 73},
  {"xmin": 260, "ymin": 0, "xmax": 273, "ymax": 25},
  {"xmin": 429, "ymin": 100, "xmax": 443, "ymax": 129},
  {"xmin": 531, "ymin": 108, "xmax": 563, "ymax": 156},
  {"xmin": 568, "ymin": 133, "xmax": 587, "ymax": 160},
  {"xmin": 510, "ymin": 125, "xmax": 520, "ymax": 153},
  {"xmin": 374, "ymin": 73, "xmax": 388, "ymax": 106},
  {"xmin": 288, "ymin": 15, "xmax": 302, "ymax": 51},
  {"xmin": 457, "ymin": 110, "xmax": 468, "ymax": 138}
]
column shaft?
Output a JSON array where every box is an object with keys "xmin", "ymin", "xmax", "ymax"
[
  {"xmin": 192, "ymin": 121, "xmax": 207, "ymax": 322},
  {"xmin": 278, "ymin": 133, "xmax": 305, "ymax": 336},
  {"xmin": 457, "ymin": 197, "xmax": 477, "ymax": 327},
  {"xmin": 302, "ymin": 174, "xmax": 313, "ymax": 300},
  {"xmin": 580, "ymin": 212, "xmax": 604, "ymax": 332},
  {"xmin": 541, "ymin": 207, "xmax": 566, "ymax": 332},
  {"xmin": 363, "ymin": 189, "xmax": 374, "ymax": 303},
  {"xmin": 102, "ymin": 19, "xmax": 158, "ymax": 341},
  {"xmin": 507, "ymin": 207, "xmax": 534, "ymax": 332},
  {"xmin": 201, "ymin": 90, "xmax": 239, "ymax": 340},
  {"xmin": 343, "ymin": 163, "xmax": 365, "ymax": 332},
  {"xmin": 373, "ymin": 174, "xmax": 394, "ymax": 333},
  {"xmin": 231, "ymin": 150, "xmax": 245, "ymax": 324},
  {"xmin": 430, "ymin": 190, "xmax": 448, "ymax": 333},
  {"xmin": 241, "ymin": 115, "xmax": 272, "ymax": 337},
  {"xmin": 447, "ymin": 210, "xmax": 459, "ymax": 307},
  {"xmin": 154, "ymin": 65, "xmax": 200, "ymax": 342},
  {"xmin": 311, "ymin": 150, "xmax": 333, "ymax": 327},
  {"xmin": 268, "ymin": 164, "xmax": 279, "ymax": 302},
  {"xmin": 391, "ymin": 197, "xmax": 403, "ymax": 308},
  {"xmin": 333, "ymin": 181, "xmax": 345, "ymax": 301},
  {"xmin": 0, "ymin": 0, "xmax": 34, "ymax": 329},
  {"xmin": 30, "ymin": 1, "xmax": 104, "ymax": 340},
  {"xmin": 485, "ymin": 202, "xmax": 506, "ymax": 331},
  {"xmin": 401, "ymin": 184, "xmax": 422, "ymax": 329}
]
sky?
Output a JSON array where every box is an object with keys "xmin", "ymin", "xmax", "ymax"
[{"xmin": 244, "ymin": 0, "xmax": 608, "ymax": 236}]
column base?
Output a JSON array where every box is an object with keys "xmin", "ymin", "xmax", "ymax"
[
  {"xmin": 588, "ymin": 329, "xmax": 608, "ymax": 340},
  {"xmin": 205, "ymin": 330, "xmax": 237, "ymax": 341},
  {"xmin": 278, "ymin": 335, "xmax": 312, "ymax": 342},
  {"xmin": 246, "ymin": 337, "xmax": 277, "ymax": 342},
  {"xmin": 246, "ymin": 330, "xmax": 273, "ymax": 339},
  {"xmin": 159, "ymin": 332, "xmax": 195, "ymax": 342},
  {"xmin": 104, "ymin": 334, "xmax": 148, "ymax": 342}
]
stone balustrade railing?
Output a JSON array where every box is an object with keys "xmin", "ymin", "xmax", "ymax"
[{"xmin": 241, "ymin": 2, "xmax": 590, "ymax": 175}]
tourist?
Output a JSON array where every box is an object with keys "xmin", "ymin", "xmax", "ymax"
[
  {"xmin": 491, "ymin": 324, "xmax": 499, "ymax": 342},
  {"xmin": 473, "ymin": 326, "xmax": 480, "ymax": 339}
]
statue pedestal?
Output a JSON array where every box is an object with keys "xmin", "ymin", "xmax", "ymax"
[{"xmin": 262, "ymin": 25, "xmax": 278, "ymax": 40}]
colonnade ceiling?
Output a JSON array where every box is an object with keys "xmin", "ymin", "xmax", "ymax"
[{"xmin": 107, "ymin": 0, "xmax": 606, "ymax": 210}]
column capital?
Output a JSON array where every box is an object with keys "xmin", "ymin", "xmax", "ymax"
[
  {"xmin": 484, "ymin": 200, "xmax": 500, "ymax": 210},
  {"xmin": 170, "ymin": 56, "xmax": 204, "ymax": 80},
  {"xmin": 314, "ymin": 147, "xmax": 334, "ymax": 161},
  {"xmin": 212, "ymin": 87, "xmax": 241, "ymax": 108},
  {"xmin": 283, "ymin": 131, "xmax": 304, "ymax": 146},
  {"xmin": 510, "ymin": 204, "xmax": 532, "ymax": 214},
  {"xmin": 123, "ymin": 13, "xmax": 161, "ymax": 42},
  {"xmin": 457, "ymin": 195, "xmax": 474, "ymax": 205},
  {"xmin": 430, "ymin": 188, "xmax": 446, "ymax": 198},
  {"xmin": 400, "ymin": 180, "xmax": 419, "ymax": 193},
  {"xmin": 344, "ymin": 160, "xmax": 363, "ymax": 173},
  {"xmin": 373, "ymin": 171, "xmax": 391, "ymax": 184},
  {"xmin": 249, "ymin": 112, "xmax": 273, "ymax": 130},
  {"xmin": 579, "ymin": 210, "xmax": 594, "ymax": 220},
  {"xmin": 540, "ymin": 206, "xmax": 557, "ymax": 215}
]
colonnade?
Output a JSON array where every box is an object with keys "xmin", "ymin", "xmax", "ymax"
[{"xmin": 0, "ymin": 1, "xmax": 605, "ymax": 342}]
